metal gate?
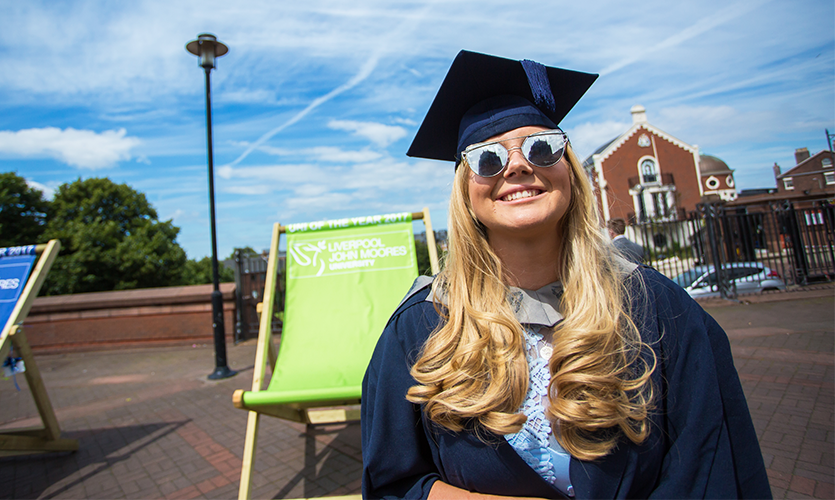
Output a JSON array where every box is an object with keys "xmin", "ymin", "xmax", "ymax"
[
  {"xmin": 630, "ymin": 202, "xmax": 834, "ymax": 300},
  {"xmin": 230, "ymin": 250, "xmax": 285, "ymax": 342}
]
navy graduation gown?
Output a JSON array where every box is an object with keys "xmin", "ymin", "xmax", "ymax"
[{"xmin": 361, "ymin": 266, "xmax": 771, "ymax": 499}]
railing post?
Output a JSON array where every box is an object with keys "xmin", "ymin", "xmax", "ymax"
[
  {"xmin": 784, "ymin": 202, "xmax": 809, "ymax": 286},
  {"xmin": 234, "ymin": 249, "xmax": 245, "ymax": 344},
  {"xmin": 702, "ymin": 203, "xmax": 732, "ymax": 300}
]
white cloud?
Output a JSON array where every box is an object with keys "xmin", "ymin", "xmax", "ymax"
[
  {"xmin": 294, "ymin": 183, "xmax": 335, "ymax": 198},
  {"xmin": 599, "ymin": 0, "xmax": 770, "ymax": 76},
  {"xmin": 25, "ymin": 179, "xmax": 56, "ymax": 200},
  {"xmin": 566, "ymin": 120, "xmax": 631, "ymax": 160},
  {"xmin": 0, "ymin": 127, "xmax": 140, "ymax": 169},
  {"xmin": 217, "ymin": 163, "xmax": 319, "ymax": 183},
  {"xmin": 220, "ymin": 89, "xmax": 278, "ymax": 104},
  {"xmin": 253, "ymin": 144, "xmax": 383, "ymax": 163},
  {"xmin": 307, "ymin": 147, "xmax": 384, "ymax": 163},
  {"xmin": 654, "ymin": 105, "xmax": 779, "ymax": 147},
  {"xmin": 284, "ymin": 191, "xmax": 356, "ymax": 213},
  {"xmin": 328, "ymin": 120, "xmax": 408, "ymax": 147},
  {"xmin": 225, "ymin": 185, "xmax": 274, "ymax": 195},
  {"xmin": 392, "ymin": 117, "xmax": 418, "ymax": 126},
  {"xmin": 224, "ymin": 54, "xmax": 385, "ymax": 168},
  {"xmin": 211, "ymin": 153, "xmax": 452, "ymax": 222}
]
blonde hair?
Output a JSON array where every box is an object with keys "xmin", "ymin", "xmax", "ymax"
[{"xmin": 406, "ymin": 145, "xmax": 655, "ymax": 460}]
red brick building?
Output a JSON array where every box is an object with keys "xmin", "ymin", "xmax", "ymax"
[
  {"xmin": 774, "ymin": 148, "xmax": 835, "ymax": 206},
  {"xmin": 727, "ymin": 148, "xmax": 835, "ymax": 211},
  {"xmin": 583, "ymin": 105, "xmax": 736, "ymax": 224}
]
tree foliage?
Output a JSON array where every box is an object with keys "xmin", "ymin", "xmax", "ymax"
[
  {"xmin": 415, "ymin": 239, "xmax": 443, "ymax": 276},
  {"xmin": 0, "ymin": 172, "xmax": 50, "ymax": 247},
  {"xmin": 181, "ymin": 256, "xmax": 235, "ymax": 285},
  {"xmin": 41, "ymin": 178, "xmax": 188, "ymax": 295}
]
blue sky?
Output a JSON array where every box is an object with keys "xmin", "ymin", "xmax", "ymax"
[{"xmin": 2, "ymin": 0, "xmax": 833, "ymax": 259}]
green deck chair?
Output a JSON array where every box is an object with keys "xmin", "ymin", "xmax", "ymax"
[
  {"xmin": 0, "ymin": 240, "xmax": 79, "ymax": 456},
  {"xmin": 233, "ymin": 209, "xmax": 439, "ymax": 500}
]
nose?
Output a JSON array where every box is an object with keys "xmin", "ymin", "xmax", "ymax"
[{"xmin": 503, "ymin": 146, "xmax": 533, "ymax": 178}]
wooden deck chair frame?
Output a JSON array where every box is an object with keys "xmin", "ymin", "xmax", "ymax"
[
  {"xmin": 0, "ymin": 240, "xmax": 79, "ymax": 456},
  {"xmin": 233, "ymin": 208, "xmax": 440, "ymax": 500}
]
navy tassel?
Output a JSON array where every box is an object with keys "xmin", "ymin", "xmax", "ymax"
[{"xmin": 521, "ymin": 59, "xmax": 555, "ymax": 112}]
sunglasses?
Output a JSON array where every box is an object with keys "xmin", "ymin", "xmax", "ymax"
[{"xmin": 462, "ymin": 129, "xmax": 568, "ymax": 178}]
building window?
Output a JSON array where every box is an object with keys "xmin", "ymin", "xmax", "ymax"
[
  {"xmin": 705, "ymin": 175, "xmax": 720, "ymax": 190},
  {"xmin": 805, "ymin": 211, "xmax": 824, "ymax": 225},
  {"xmin": 652, "ymin": 192, "xmax": 669, "ymax": 217},
  {"xmin": 783, "ymin": 177, "xmax": 794, "ymax": 190},
  {"xmin": 640, "ymin": 158, "xmax": 658, "ymax": 183},
  {"xmin": 825, "ymin": 171, "xmax": 834, "ymax": 185},
  {"xmin": 823, "ymin": 157, "xmax": 832, "ymax": 169}
]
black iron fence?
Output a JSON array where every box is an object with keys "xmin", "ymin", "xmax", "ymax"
[
  {"xmin": 629, "ymin": 203, "xmax": 835, "ymax": 299},
  {"xmin": 229, "ymin": 250, "xmax": 285, "ymax": 342}
]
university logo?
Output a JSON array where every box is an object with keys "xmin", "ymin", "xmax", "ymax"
[{"xmin": 288, "ymin": 240, "xmax": 327, "ymax": 277}]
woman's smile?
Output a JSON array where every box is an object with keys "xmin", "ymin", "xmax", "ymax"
[{"xmin": 499, "ymin": 188, "xmax": 544, "ymax": 202}]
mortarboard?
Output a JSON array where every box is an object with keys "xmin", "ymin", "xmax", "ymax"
[{"xmin": 406, "ymin": 50, "xmax": 598, "ymax": 163}]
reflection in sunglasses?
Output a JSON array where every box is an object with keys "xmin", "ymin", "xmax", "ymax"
[{"xmin": 463, "ymin": 130, "xmax": 568, "ymax": 178}]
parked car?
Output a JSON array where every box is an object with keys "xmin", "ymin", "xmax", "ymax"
[{"xmin": 672, "ymin": 262, "xmax": 787, "ymax": 299}]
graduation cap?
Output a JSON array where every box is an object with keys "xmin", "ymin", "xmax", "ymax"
[{"xmin": 406, "ymin": 50, "xmax": 598, "ymax": 163}]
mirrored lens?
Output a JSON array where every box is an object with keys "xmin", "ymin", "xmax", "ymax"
[
  {"xmin": 522, "ymin": 132, "xmax": 566, "ymax": 167},
  {"xmin": 465, "ymin": 145, "xmax": 508, "ymax": 177}
]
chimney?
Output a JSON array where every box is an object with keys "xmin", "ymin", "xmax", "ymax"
[
  {"xmin": 795, "ymin": 147, "xmax": 810, "ymax": 164},
  {"xmin": 630, "ymin": 105, "xmax": 647, "ymax": 124},
  {"xmin": 773, "ymin": 162, "xmax": 781, "ymax": 181}
]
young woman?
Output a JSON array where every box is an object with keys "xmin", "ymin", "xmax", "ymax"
[{"xmin": 361, "ymin": 50, "xmax": 771, "ymax": 499}]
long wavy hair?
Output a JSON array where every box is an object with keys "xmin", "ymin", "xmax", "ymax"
[{"xmin": 406, "ymin": 144, "xmax": 655, "ymax": 460}]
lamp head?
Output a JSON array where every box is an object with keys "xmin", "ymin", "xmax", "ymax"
[{"xmin": 186, "ymin": 33, "xmax": 228, "ymax": 70}]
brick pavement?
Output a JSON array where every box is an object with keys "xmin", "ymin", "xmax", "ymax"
[
  {"xmin": 704, "ymin": 293, "xmax": 834, "ymax": 499},
  {"xmin": 1, "ymin": 342, "xmax": 362, "ymax": 499},
  {"xmin": 0, "ymin": 287, "xmax": 832, "ymax": 499}
]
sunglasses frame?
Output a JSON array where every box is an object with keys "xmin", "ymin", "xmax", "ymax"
[{"xmin": 462, "ymin": 129, "xmax": 569, "ymax": 178}]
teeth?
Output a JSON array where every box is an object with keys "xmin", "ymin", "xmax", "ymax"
[{"xmin": 503, "ymin": 190, "xmax": 538, "ymax": 201}]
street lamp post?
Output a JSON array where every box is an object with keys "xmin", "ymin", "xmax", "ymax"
[{"xmin": 186, "ymin": 33, "xmax": 236, "ymax": 380}]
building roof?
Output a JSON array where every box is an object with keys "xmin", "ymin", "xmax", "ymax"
[
  {"xmin": 582, "ymin": 137, "xmax": 618, "ymax": 168},
  {"xmin": 776, "ymin": 150, "xmax": 835, "ymax": 179},
  {"xmin": 699, "ymin": 154, "xmax": 732, "ymax": 175},
  {"xmin": 725, "ymin": 188, "xmax": 832, "ymax": 207}
]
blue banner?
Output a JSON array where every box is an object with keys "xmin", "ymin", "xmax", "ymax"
[{"xmin": 0, "ymin": 254, "xmax": 37, "ymax": 331}]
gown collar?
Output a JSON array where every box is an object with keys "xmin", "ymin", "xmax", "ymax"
[
  {"xmin": 507, "ymin": 282, "xmax": 564, "ymax": 328},
  {"xmin": 424, "ymin": 280, "xmax": 565, "ymax": 328}
]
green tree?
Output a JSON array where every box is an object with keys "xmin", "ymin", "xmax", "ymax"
[
  {"xmin": 415, "ymin": 239, "xmax": 442, "ymax": 276},
  {"xmin": 230, "ymin": 246, "xmax": 259, "ymax": 259},
  {"xmin": 0, "ymin": 172, "xmax": 50, "ymax": 247},
  {"xmin": 178, "ymin": 247, "xmax": 259, "ymax": 286},
  {"xmin": 180, "ymin": 256, "xmax": 235, "ymax": 285},
  {"xmin": 41, "ymin": 178, "xmax": 188, "ymax": 295}
]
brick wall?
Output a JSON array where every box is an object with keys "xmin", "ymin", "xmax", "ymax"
[{"xmin": 22, "ymin": 283, "xmax": 237, "ymax": 353}]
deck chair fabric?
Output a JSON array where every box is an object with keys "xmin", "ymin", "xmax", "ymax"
[
  {"xmin": 234, "ymin": 209, "xmax": 439, "ymax": 500},
  {"xmin": 0, "ymin": 250, "xmax": 38, "ymax": 329},
  {"xmin": 0, "ymin": 240, "xmax": 79, "ymax": 456},
  {"xmin": 242, "ymin": 214, "xmax": 420, "ymax": 411}
]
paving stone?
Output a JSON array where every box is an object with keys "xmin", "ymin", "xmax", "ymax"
[
  {"xmin": 815, "ymin": 481, "xmax": 835, "ymax": 499},
  {"xmin": 790, "ymin": 475, "xmax": 817, "ymax": 496}
]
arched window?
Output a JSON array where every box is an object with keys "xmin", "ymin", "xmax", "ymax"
[{"xmin": 640, "ymin": 158, "xmax": 657, "ymax": 183}]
